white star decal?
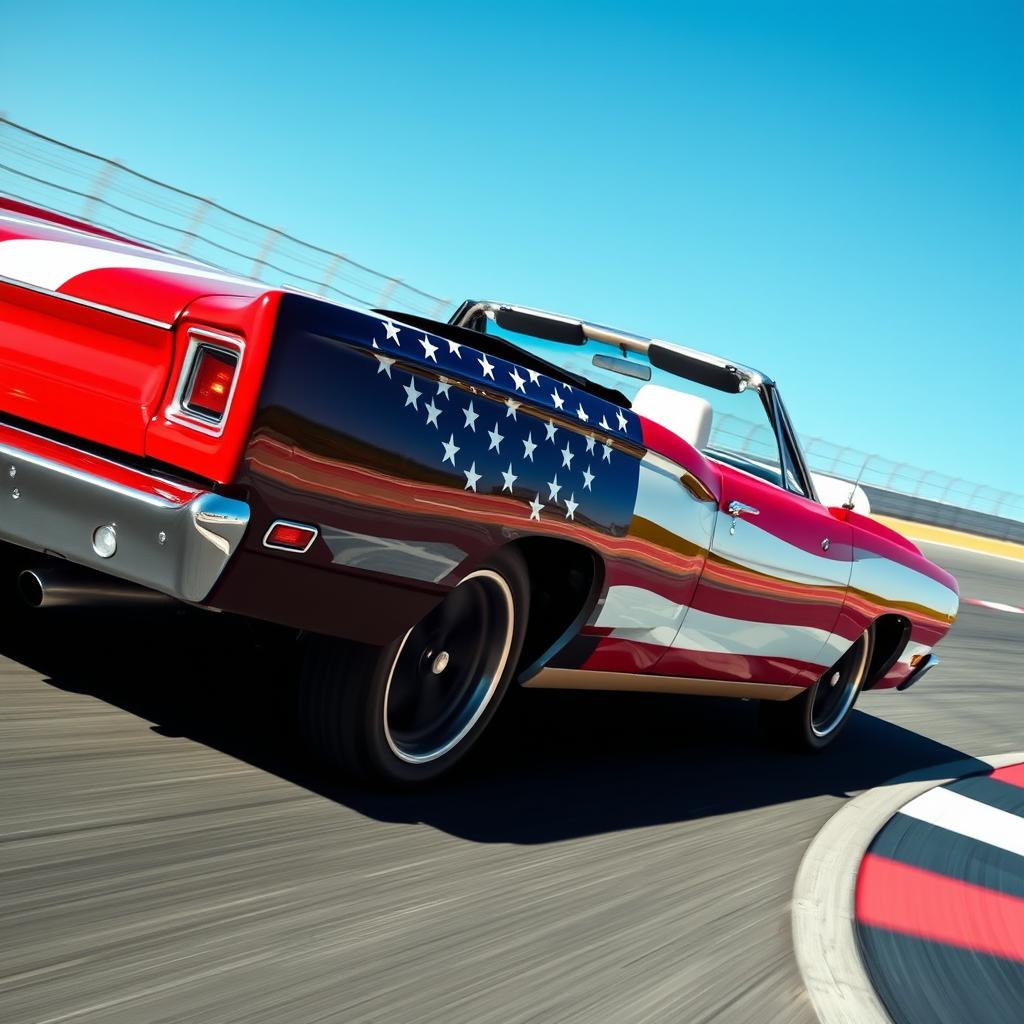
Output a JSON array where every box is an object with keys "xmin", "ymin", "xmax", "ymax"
[
  {"xmin": 582, "ymin": 465, "xmax": 595, "ymax": 491},
  {"xmin": 463, "ymin": 462, "xmax": 481, "ymax": 492},
  {"xmin": 505, "ymin": 397, "xmax": 521, "ymax": 419},
  {"xmin": 403, "ymin": 376, "xmax": 422, "ymax": 409},
  {"xmin": 564, "ymin": 493, "xmax": 578, "ymax": 520},
  {"xmin": 420, "ymin": 335, "xmax": 439, "ymax": 362},
  {"xmin": 487, "ymin": 423, "xmax": 504, "ymax": 453},
  {"xmin": 585, "ymin": 434, "xmax": 596, "ymax": 453},
  {"xmin": 424, "ymin": 399, "xmax": 441, "ymax": 429},
  {"xmin": 463, "ymin": 401, "xmax": 479, "ymax": 431},
  {"xmin": 382, "ymin": 318, "xmax": 401, "ymax": 345},
  {"xmin": 501, "ymin": 463, "xmax": 518, "ymax": 493},
  {"xmin": 447, "ymin": 339, "xmax": 462, "ymax": 357},
  {"xmin": 599, "ymin": 415, "xmax": 610, "ymax": 430},
  {"xmin": 478, "ymin": 353, "xmax": 495, "ymax": 379},
  {"xmin": 547, "ymin": 475, "xmax": 562, "ymax": 502},
  {"xmin": 602, "ymin": 443, "xmax": 613, "ymax": 463},
  {"xmin": 562, "ymin": 382, "xmax": 573, "ymax": 392},
  {"xmin": 526, "ymin": 368, "xmax": 541, "ymax": 386},
  {"xmin": 544, "ymin": 420, "xmax": 558, "ymax": 443},
  {"xmin": 576, "ymin": 403, "xmax": 589, "ymax": 423},
  {"xmin": 372, "ymin": 339, "xmax": 379, "ymax": 349},
  {"xmin": 509, "ymin": 367, "xmax": 527, "ymax": 392},
  {"xmin": 529, "ymin": 494, "xmax": 544, "ymax": 521},
  {"xmin": 442, "ymin": 434, "xmax": 460, "ymax": 466},
  {"xmin": 375, "ymin": 354, "xmax": 395, "ymax": 377},
  {"xmin": 560, "ymin": 442, "xmax": 574, "ymax": 468},
  {"xmin": 616, "ymin": 409, "xmax": 628, "ymax": 431},
  {"xmin": 551, "ymin": 389, "xmax": 565, "ymax": 410},
  {"xmin": 522, "ymin": 433, "xmax": 537, "ymax": 461},
  {"xmin": 436, "ymin": 379, "xmax": 451, "ymax": 400}
]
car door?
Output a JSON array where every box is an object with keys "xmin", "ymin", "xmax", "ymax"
[{"xmin": 654, "ymin": 409, "xmax": 854, "ymax": 688}]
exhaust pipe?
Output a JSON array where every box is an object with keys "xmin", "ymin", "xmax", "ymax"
[{"xmin": 18, "ymin": 568, "xmax": 176, "ymax": 610}]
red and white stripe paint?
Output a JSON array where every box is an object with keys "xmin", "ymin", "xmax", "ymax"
[{"xmin": 963, "ymin": 597, "xmax": 1024, "ymax": 615}]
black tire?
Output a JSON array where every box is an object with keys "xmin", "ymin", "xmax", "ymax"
[
  {"xmin": 297, "ymin": 547, "xmax": 530, "ymax": 785},
  {"xmin": 759, "ymin": 627, "xmax": 875, "ymax": 751}
]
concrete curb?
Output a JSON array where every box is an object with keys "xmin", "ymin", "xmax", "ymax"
[{"xmin": 792, "ymin": 751, "xmax": 1024, "ymax": 1024}]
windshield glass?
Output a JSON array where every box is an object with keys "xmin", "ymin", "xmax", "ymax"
[{"xmin": 482, "ymin": 315, "xmax": 785, "ymax": 488}]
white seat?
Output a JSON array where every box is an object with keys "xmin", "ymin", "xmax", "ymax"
[{"xmin": 631, "ymin": 384, "xmax": 713, "ymax": 452}]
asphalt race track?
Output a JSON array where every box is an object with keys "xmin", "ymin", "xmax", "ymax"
[{"xmin": 1, "ymin": 542, "xmax": 1021, "ymax": 1024}]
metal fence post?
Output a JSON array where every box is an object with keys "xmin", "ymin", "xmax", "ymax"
[{"xmin": 81, "ymin": 161, "xmax": 118, "ymax": 222}]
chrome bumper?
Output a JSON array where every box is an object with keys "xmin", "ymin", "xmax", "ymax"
[{"xmin": 0, "ymin": 422, "xmax": 249, "ymax": 603}]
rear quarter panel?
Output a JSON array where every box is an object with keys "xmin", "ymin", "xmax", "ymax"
[{"xmin": 208, "ymin": 295, "xmax": 651, "ymax": 642}]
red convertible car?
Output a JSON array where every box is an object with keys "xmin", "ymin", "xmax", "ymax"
[{"xmin": 0, "ymin": 200, "xmax": 958, "ymax": 784}]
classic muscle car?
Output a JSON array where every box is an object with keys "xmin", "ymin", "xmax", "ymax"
[{"xmin": 0, "ymin": 200, "xmax": 959, "ymax": 784}]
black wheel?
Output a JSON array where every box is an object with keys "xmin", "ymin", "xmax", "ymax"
[
  {"xmin": 760, "ymin": 627, "xmax": 874, "ymax": 751},
  {"xmin": 297, "ymin": 548, "xmax": 529, "ymax": 785}
]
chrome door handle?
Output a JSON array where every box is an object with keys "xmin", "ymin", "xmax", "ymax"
[
  {"xmin": 727, "ymin": 500, "xmax": 759, "ymax": 534},
  {"xmin": 728, "ymin": 500, "xmax": 760, "ymax": 518}
]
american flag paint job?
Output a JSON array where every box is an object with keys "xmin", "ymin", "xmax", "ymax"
[{"xmin": 0, "ymin": 200, "xmax": 959, "ymax": 697}]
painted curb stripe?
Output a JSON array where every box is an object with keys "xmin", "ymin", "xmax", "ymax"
[
  {"xmin": 868, "ymin": 812, "xmax": 1024, "ymax": 901},
  {"xmin": 944, "ymin": 774, "xmax": 1024, "ymax": 815},
  {"xmin": 856, "ymin": 854, "xmax": 1024, "ymax": 963},
  {"xmin": 791, "ymin": 752, "xmax": 1024, "ymax": 1024},
  {"xmin": 899, "ymin": 786, "xmax": 1024, "ymax": 859},
  {"xmin": 858, "ymin": 925, "xmax": 1024, "ymax": 1024},
  {"xmin": 992, "ymin": 764, "xmax": 1024, "ymax": 789},
  {"xmin": 963, "ymin": 597, "xmax": 1024, "ymax": 615}
]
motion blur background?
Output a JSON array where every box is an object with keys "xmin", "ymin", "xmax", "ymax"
[{"xmin": 2, "ymin": 0, "xmax": 1021, "ymax": 513}]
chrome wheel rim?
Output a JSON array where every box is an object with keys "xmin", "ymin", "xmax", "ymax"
[
  {"xmin": 383, "ymin": 569, "xmax": 514, "ymax": 764},
  {"xmin": 810, "ymin": 631, "xmax": 870, "ymax": 738}
]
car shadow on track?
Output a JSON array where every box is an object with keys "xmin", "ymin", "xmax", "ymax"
[{"xmin": 5, "ymin": 600, "xmax": 981, "ymax": 845}]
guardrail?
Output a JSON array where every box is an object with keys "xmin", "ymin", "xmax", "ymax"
[{"xmin": 3, "ymin": 115, "xmax": 1020, "ymax": 543}]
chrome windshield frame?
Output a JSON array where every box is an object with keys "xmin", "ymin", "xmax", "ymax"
[{"xmin": 451, "ymin": 300, "xmax": 772, "ymax": 393}]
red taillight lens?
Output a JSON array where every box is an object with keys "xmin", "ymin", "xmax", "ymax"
[
  {"xmin": 184, "ymin": 347, "xmax": 237, "ymax": 421},
  {"xmin": 264, "ymin": 521, "xmax": 318, "ymax": 552}
]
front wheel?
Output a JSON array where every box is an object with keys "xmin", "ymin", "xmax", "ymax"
[
  {"xmin": 760, "ymin": 627, "xmax": 874, "ymax": 751},
  {"xmin": 297, "ymin": 548, "xmax": 529, "ymax": 785}
]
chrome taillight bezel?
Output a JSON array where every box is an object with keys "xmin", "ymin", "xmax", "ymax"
[
  {"xmin": 166, "ymin": 328, "xmax": 245, "ymax": 437},
  {"xmin": 262, "ymin": 519, "xmax": 319, "ymax": 553}
]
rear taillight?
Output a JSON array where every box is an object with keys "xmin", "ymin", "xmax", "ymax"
[
  {"xmin": 184, "ymin": 347, "xmax": 237, "ymax": 421},
  {"xmin": 263, "ymin": 520, "xmax": 318, "ymax": 553},
  {"xmin": 167, "ymin": 328, "xmax": 244, "ymax": 436}
]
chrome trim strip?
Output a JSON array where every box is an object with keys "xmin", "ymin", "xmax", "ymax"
[
  {"xmin": 0, "ymin": 273, "xmax": 173, "ymax": 330},
  {"xmin": 165, "ymin": 328, "xmax": 246, "ymax": 438},
  {"xmin": 523, "ymin": 667, "xmax": 803, "ymax": 700},
  {"xmin": 262, "ymin": 518, "xmax": 319, "ymax": 554}
]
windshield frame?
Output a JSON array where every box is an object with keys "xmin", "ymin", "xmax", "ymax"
[{"xmin": 451, "ymin": 299, "xmax": 820, "ymax": 504}]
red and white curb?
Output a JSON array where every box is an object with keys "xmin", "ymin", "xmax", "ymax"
[
  {"xmin": 791, "ymin": 751, "xmax": 1024, "ymax": 1024},
  {"xmin": 963, "ymin": 598, "xmax": 1024, "ymax": 615}
]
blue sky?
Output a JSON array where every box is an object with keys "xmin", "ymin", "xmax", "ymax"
[{"xmin": 2, "ymin": 0, "xmax": 1022, "ymax": 494}]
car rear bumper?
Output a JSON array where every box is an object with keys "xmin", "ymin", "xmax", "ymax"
[{"xmin": 0, "ymin": 421, "xmax": 249, "ymax": 602}]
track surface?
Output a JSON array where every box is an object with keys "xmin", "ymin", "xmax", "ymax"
[{"xmin": 1, "ymin": 543, "xmax": 1021, "ymax": 1024}]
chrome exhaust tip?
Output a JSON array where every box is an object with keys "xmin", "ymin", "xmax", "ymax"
[{"xmin": 17, "ymin": 568, "xmax": 175, "ymax": 609}]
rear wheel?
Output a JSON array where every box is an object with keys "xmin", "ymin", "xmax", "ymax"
[
  {"xmin": 760, "ymin": 627, "xmax": 874, "ymax": 751},
  {"xmin": 297, "ymin": 548, "xmax": 529, "ymax": 785}
]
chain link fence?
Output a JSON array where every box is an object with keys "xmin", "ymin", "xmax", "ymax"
[{"xmin": 2, "ymin": 116, "xmax": 1021, "ymax": 536}]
